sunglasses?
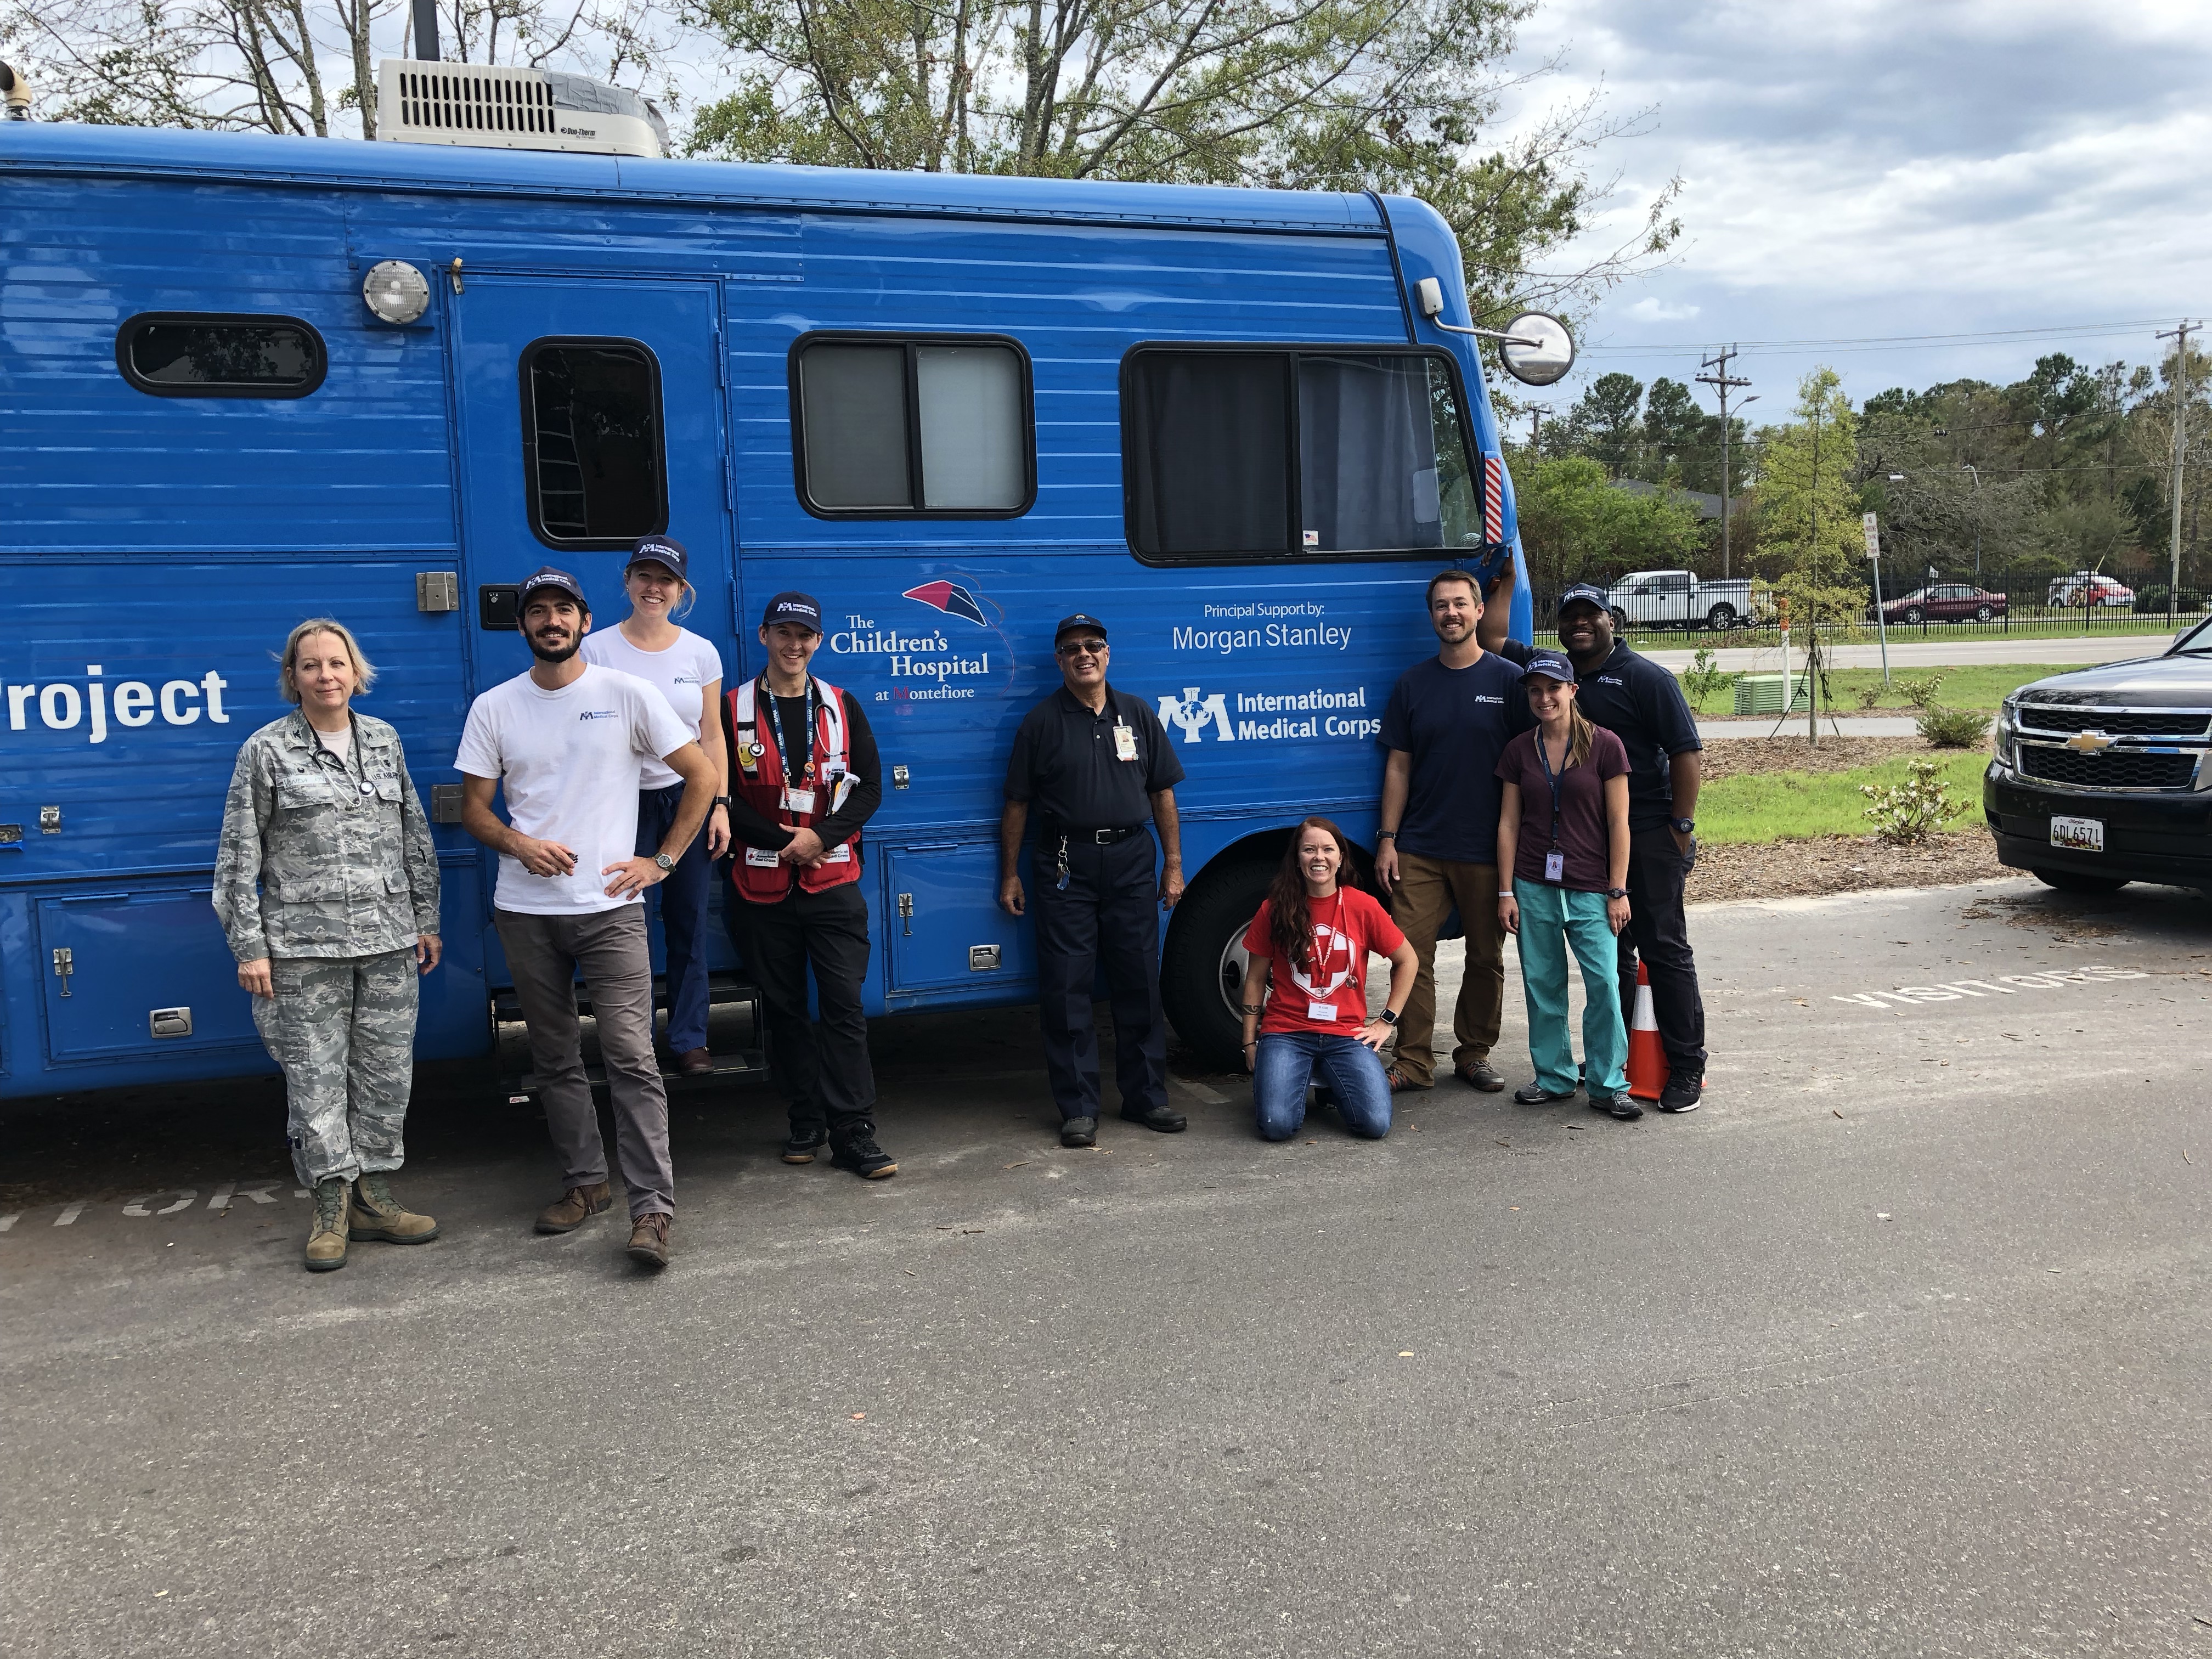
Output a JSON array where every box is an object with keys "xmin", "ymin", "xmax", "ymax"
[{"xmin": 1056, "ymin": 638, "xmax": 1108, "ymax": 657}]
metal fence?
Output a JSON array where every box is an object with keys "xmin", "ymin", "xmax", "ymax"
[{"xmin": 1523, "ymin": 582, "xmax": 2212, "ymax": 649}]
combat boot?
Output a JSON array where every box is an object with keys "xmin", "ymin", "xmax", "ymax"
[
  {"xmin": 350, "ymin": 1173, "xmax": 439, "ymax": 1244},
  {"xmin": 304, "ymin": 1178, "xmax": 350, "ymax": 1272}
]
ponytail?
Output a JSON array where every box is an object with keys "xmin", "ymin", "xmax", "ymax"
[{"xmin": 1567, "ymin": 702, "xmax": 1595, "ymax": 769}]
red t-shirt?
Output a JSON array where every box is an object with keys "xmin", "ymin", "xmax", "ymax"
[{"xmin": 1242, "ymin": 887, "xmax": 1406, "ymax": 1036}]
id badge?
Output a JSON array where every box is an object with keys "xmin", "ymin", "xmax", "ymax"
[
  {"xmin": 782, "ymin": 786, "xmax": 817, "ymax": 814},
  {"xmin": 1306, "ymin": 1000, "xmax": 1338, "ymax": 1022},
  {"xmin": 1113, "ymin": 723, "xmax": 1138, "ymax": 762},
  {"xmin": 744, "ymin": 847, "xmax": 781, "ymax": 868},
  {"xmin": 824, "ymin": 844, "xmax": 850, "ymax": 863},
  {"xmin": 1543, "ymin": 850, "xmax": 1566, "ymax": 882}
]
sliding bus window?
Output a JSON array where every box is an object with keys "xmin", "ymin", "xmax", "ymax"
[
  {"xmin": 1124, "ymin": 346, "xmax": 1481, "ymax": 561},
  {"xmin": 521, "ymin": 338, "xmax": 668, "ymax": 550},
  {"xmin": 116, "ymin": 314, "xmax": 327, "ymax": 398},
  {"xmin": 792, "ymin": 335, "xmax": 1034, "ymax": 517}
]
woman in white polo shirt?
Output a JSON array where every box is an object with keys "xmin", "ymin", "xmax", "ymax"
[{"xmin": 579, "ymin": 536, "xmax": 729, "ymax": 1074}]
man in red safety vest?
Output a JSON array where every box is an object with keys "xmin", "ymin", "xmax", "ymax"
[{"xmin": 717, "ymin": 591, "xmax": 894, "ymax": 1178}]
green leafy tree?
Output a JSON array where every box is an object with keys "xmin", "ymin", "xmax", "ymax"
[
  {"xmin": 1753, "ymin": 368, "xmax": 1865, "ymax": 635},
  {"xmin": 1514, "ymin": 455, "xmax": 1702, "ymax": 586},
  {"xmin": 683, "ymin": 0, "xmax": 1681, "ymax": 318},
  {"xmin": 1560, "ymin": 371, "xmax": 1643, "ymax": 477}
]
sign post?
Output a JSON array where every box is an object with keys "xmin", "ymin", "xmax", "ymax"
[{"xmin": 1863, "ymin": 511, "xmax": 1891, "ymax": 686}]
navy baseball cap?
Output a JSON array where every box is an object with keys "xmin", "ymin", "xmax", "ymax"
[
  {"xmin": 1558, "ymin": 582, "xmax": 1611, "ymax": 614},
  {"xmin": 1520, "ymin": 648, "xmax": 1576, "ymax": 684},
  {"xmin": 760, "ymin": 591, "xmax": 822, "ymax": 633},
  {"xmin": 627, "ymin": 535, "xmax": 688, "ymax": 580},
  {"xmin": 517, "ymin": 566, "xmax": 589, "ymax": 611},
  {"xmin": 1054, "ymin": 613, "xmax": 1108, "ymax": 641}
]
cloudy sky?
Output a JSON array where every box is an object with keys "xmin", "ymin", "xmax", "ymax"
[{"xmin": 1498, "ymin": 0, "xmax": 2212, "ymax": 414}]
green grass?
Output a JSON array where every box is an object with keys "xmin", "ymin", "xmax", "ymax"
[
  {"xmin": 1699, "ymin": 752, "xmax": 1991, "ymax": 844},
  {"xmin": 1629, "ymin": 614, "xmax": 2198, "ymax": 647},
  {"xmin": 1684, "ymin": 662, "xmax": 2095, "ymax": 715}
]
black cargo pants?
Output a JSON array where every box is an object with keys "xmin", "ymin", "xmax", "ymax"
[
  {"xmin": 1032, "ymin": 831, "xmax": 1170, "ymax": 1124},
  {"xmin": 1615, "ymin": 823, "xmax": 1708, "ymax": 1075}
]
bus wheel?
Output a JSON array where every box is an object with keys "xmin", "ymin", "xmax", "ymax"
[{"xmin": 1161, "ymin": 855, "xmax": 1276, "ymax": 1072}]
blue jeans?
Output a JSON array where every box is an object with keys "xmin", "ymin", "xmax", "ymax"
[
  {"xmin": 1252, "ymin": 1032, "xmax": 1393, "ymax": 1141},
  {"xmin": 1511, "ymin": 878, "xmax": 1629, "ymax": 1097},
  {"xmin": 636, "ymin": 784, "xmax": 713, "ymax": 1054}
]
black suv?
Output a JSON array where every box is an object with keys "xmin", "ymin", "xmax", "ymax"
[{"xmin": 1984, "ymin": 617, "xmax": 2212, "ymax": 894}]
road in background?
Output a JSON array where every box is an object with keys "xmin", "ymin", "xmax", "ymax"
[
  {"xmin": 1644, "ymin": 635, "xmax": 2170, "ymax": 672},
  {"xmin": 4, "ymin": 878, "xmax": 2209, "ymax": 1657}
]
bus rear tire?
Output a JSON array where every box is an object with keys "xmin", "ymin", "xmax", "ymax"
[{"xmin": 1161, "ymin": 855, "xmax": 1277, "ymax": 1073}]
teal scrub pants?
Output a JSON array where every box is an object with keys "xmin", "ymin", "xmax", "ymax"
[{"xmin": 1511, "ymin": 878, "xmax": 1629, "ymax": 1097}]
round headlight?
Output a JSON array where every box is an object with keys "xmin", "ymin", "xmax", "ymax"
[{"xmin": 363, "ymin": 260, "xmax": 431, "ymax": 325}]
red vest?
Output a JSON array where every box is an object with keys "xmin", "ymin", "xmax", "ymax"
[{"xmin": 727, "ymin": 675, "xmax": 862, "ymax": 902}]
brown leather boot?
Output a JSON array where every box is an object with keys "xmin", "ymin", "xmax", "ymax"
[
  {"xmin": 304, "ymin": 1178, "xmax": 350, "ymax": 1272},
  {"xmin": 536, "ymin": 1181, "xmax": 612, "ymax": 1234},
  {"xmin": 627, "ymin": 1212, "xmax": 671, "ymax": 1268},
  {"xmin": 350, "ymin": 1173, "xmax": 439, "ymax": 1244}
]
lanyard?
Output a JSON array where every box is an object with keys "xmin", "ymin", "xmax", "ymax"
[
  {"xmin": 311, "ymin": 712, "xmax": 373, "ymax": 798},
  {"xmin": 1533, "ymin": 728, "xmax": 1567, "ymax": 850},
  {"xmin": 1309, "ymin": 889, "xmax": 1347, "ymax": 981},
  {"xmin": 761, "ymin": 676, "xmax": 816, "ymax": 785}
]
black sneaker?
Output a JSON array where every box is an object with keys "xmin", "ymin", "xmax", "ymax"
[
  {"xmin": 781, "ymin": 1128, "xmax": 827, "ymax": 1165},
  {"xmin": 1061, "ymin": 1116, "xmax": 1098, "ymax": 1148},
  {"xmin": 1513, "ymin": 1082, "xmax": 1575, "ymax": 1105},
  {"xmin": 1589, "ymin": 1093, "xmax": 1644, "ymax": 1121},
  {"xmin": 1658, "ymin": 1073, "xmax": 1704, "ymax": 1113},
  {"xmin": 1119, "ymin": 1103, "xmax": 1188, "ymax": 1133},
  {"xmin": 830, "ymin": 1135, "xmax": 898, "ymax": 1180}
]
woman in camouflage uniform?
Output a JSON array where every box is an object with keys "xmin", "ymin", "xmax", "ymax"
[{"xmin": 215, "ymin": 619, "xmax": 443, "ymax": 1271}]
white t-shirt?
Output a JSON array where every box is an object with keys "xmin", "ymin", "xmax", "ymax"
[
  {"xmin": 578, "ymin": 625, "xmax": 723, "ymax": 789},
  {"xmin": 455, "ymin": 664, "xmax": 696, "ymax": 916}
]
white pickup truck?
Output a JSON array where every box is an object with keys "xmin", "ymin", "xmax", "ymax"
[{"xmin": 1602, "ymin": 569, "xmax": 1760, "ymax": 632}]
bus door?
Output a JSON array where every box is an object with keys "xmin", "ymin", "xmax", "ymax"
[{"xmin": 448, "ymin": 278, "xmax": 733, "ymax": 983}]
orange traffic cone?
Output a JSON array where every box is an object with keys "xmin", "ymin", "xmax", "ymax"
[{"xmin": 1626, "ymin": 961, "xmax": 1671, "ymax": 1102}]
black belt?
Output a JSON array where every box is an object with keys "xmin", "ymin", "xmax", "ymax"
[{"xmin": 1042, "ymin": 823, "xmax": 1144, "ymax": 845}]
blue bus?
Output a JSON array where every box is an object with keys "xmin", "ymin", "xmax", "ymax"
[{"xmin": 0, "ymin": 107, "xmax": 1559, "ymax": 1101}]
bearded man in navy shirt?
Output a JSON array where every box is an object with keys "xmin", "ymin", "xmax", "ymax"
[{"xmin": 1372, "ymin": 568, "xmax": 1534, "ymax": 1093}]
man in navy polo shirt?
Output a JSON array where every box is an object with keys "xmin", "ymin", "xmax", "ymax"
[
  {"xmin": 1485, "ymin": 573, "xmax": 1707, "ymax": 1110},
  {"xmin": 1373, "ymin": 568, "xmax": 1534, "ymax": 1093}
]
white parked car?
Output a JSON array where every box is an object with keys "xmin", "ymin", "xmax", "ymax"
[
  {"xmin": 2047, "ymin": 572, "xmax": 2135, "ymax": 608},
  {"xmin": 1602, "ymin": 569, "xmax": 1761, "ymax": 632}
]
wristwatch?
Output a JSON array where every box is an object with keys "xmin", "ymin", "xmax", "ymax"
[
  {"xmin": 653, "ymin": 852, "xmax": 676, "ymax": 873},
  {"xmin": 1670, "ymin": 817, "xmax": 1696, "ymax": 834},
  {"xmin": 1374, "ymin": 1008, "xmax": 1399, "ymax": 1026},
  {"xmin": 710, "ymin": 794, "xmax": 731, "ymax": 808},
  {"xmin": 1604, "ymin": 886, "xmax": 1628, "ymax": 899}
]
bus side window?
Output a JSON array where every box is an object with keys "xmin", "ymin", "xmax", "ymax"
[
  {"xmin": 521, "ymin": 337, "xmax": 668, "ymax": 550},
  {"xmin": 792, "ymin": 334, "xmax": 1033, "ymax": 518},
  {"xmin": 115, "ymin": 313, "xmax": 327, "ymax": 398},
  {"xmin": 1123, "ymin": 347, "xmax": 1481, "ymax": 561}
]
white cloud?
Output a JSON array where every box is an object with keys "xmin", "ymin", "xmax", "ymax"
[{"xmin": 1626, "ymin": 297, "xmax": 1701, "ymax": 323}]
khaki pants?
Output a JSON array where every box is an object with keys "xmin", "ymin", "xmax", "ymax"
[{"xmin": 1386, "ymin": 851, "xmax": 1505, "ymax": 1086}]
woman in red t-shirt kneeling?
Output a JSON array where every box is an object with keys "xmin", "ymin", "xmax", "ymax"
[{"xmin": 1235, "ymin": 817, "xmax": 1418, "ymax": 1141}]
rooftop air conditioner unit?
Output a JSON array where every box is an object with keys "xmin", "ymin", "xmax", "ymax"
[{"xmin": 376, "ymin": 60, "xmax": 668, "ymax": 157}]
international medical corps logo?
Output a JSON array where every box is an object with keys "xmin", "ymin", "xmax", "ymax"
[{"xmin": 1159, "ymin": 687, "xmax": 1234, "ymax": 743}]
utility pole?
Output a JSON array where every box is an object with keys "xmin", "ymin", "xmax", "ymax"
[
  {"xmin": 2157, "ymin": 319, "xmax": 2199, "ymax": 624},
  {"xmin": 1697, "ymin": 347, "xmax": 1752, "ymax": 579},
  {"xmin": 1527, "ymin": 405, "xmax": 1551, "ymax": 453},
  {"xmin": 1959, "ymin": 462, "xmax": 1981, "ymax": 582}
]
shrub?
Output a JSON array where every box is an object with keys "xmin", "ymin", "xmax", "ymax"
[
  {"xmin": 1860, "ymin": 759, "xmax": 1959, "ymax": 844},
  {"xmin": 1917, "ymin": 704, "xmax": 1991, "ymax": 748},
  {"xmin": 1897, "ymin": 673, "xmax": 1946, "ymax": 709},
  {"xmin": 1855, "ymin": 685, "xmax": 1883, "ymax": 710},
  {"xmin": 2134, "ymin": 585, "xmax": 2204, "ymax": 614},
  {"xmin": 1680, "ymin": 646, "xmax": 1734, "ymax": 713}
]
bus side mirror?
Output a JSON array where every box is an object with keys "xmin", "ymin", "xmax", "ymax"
[{"xmin": 1412, "ymin": 279, "xmax": 1575, "ymax": 387}]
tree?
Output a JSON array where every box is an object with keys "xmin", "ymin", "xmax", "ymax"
[
  {"xmin": 3, "ymin": 0, "xmax": 669, "ymax": 138},
  {"xmin": 1560, "ymin": 371, "xmax": 1642, "ymax": 476},
  {"xmin": 684, "ymin": 0, "xmax": 1680, "ymax": 319},
  {"xmin": 1752, "ymin": 368, "xmax": 1865, "ymax": 633},
  {"xmin": 1638, "ymin": 375, "xmax": 1720, "ymax": 490},
  {"xmin": 1513, "ymin": 455, "xmax": 1702, "ymax": 586}
]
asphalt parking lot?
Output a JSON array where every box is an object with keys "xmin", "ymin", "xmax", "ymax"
[{"xmin": 4, "ymin": 877, "xmax": 2209, "ymax": 1658}]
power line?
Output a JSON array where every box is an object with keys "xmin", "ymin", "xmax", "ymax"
[{"xmin": 1577, "ymin": 317, "xmax": 2183, "ymax": 353}]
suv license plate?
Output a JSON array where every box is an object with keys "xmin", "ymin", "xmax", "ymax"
[{"xmin": 2050, "ymin": 815, "xmax": 2104, "ymax": 852}]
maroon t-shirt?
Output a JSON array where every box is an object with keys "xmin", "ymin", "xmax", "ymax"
[{"xmin": 1494, "ymin": 726, "xmax": 1629, "ymax": 893}]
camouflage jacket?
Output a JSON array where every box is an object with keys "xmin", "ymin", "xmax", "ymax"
[{"xmin": 213, "ymin": 710, "xmax": 441, "ymax": 962}]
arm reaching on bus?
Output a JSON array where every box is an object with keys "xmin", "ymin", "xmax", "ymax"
[
  {"xmin": 997, "ymin": 799, "xmax": 1028, "ymax": 916},
  {"xmin": 1477, "ymin": 551, "xmax": 1515, "ymax": 657}
]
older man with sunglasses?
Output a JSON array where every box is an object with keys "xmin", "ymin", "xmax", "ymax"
[{"xmin": 999, "ymin": 614, "xmax": 1187, "ymax": 1149}]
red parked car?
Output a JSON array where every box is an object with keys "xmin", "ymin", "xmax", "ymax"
[{"xmin": 1875, "ymin": 583, "xmax": 2008, "ymax": 624}]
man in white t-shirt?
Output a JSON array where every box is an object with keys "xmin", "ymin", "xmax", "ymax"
[{"xmin": 457, "ymin": 566, "xmax": 714, "ymax": 1269}]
